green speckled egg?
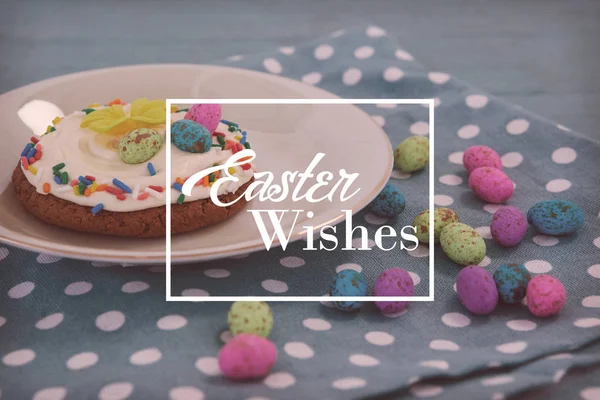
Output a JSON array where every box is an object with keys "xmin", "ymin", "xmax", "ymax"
[
  {"xmin": 413, "ymin": 208, "xmax": 460, "ymax": 244},
  {"xmin": 394, "ymin": 136, "xmax": 430, "ymax": 172},
  {"xmin": 227, "ymin": 301, "xmax": 273, "ymax": 337},
  {"xmin": 440, "ymin": 222, "xmax": 486, "ymax": 266},
  {"xmin": 119, "ymin": 128, "xmax": 162, "ymax": 164}
]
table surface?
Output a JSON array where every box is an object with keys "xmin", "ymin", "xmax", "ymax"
[{"xmin": 1, "ymin": 0, "xmax": 599, "ymax": 141}]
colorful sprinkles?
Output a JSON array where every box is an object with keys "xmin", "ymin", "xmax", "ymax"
[
  {"xmin": 147, "ymin": 162, "xmax": 156, "ymax": 176},
  {"xmin": 91, "ymin": 203, "xmax": 104, "ymax": 215},
  {"xmin": 112, "ymin": 178, "xmax": 132, "ymax": 193}
]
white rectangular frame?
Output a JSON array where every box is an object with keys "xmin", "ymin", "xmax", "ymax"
[{"xmin": 166, "ymin": 98, "xmax": 435, "ymax": 302}]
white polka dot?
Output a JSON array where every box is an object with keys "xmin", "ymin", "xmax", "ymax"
[
  {"xmin": 220, "ymin": 330, "xmax": 233, "ymax": 343},
  {"xmin": 157, "ymin": 315, "xmax": 187, "ymax": 330},
  {"xmin": 204, "ymin": 269, "xmax": 230, "ymax": 278},
  {"xmin": 36, "ymin": 313, "xmax": 64, "ymax": 330},
  {"xmin": 551, "ymin": 147, "xmax": 577, "ymax": 166},
  {"xmin": 475, "ymin": 226, "xmax": 492, "ymax": 239},
  {"xmin": 36, "ymin": 253, "xmax": 62, "ymax": 264},
  {"xmin": 484, "ymin": 204, "xmax": 503, "ymax": 214},
  {"xmin": 98, "ymin": 382, "xmax": 133, "ymax": 400},
  {"xmin": 409, "ymin": 271, "xmax": 421, "ymax": 286},
  {"xmin": 524, "ymin": 260, "xmax": 552, "ymax": 273},
  {"xmin": 381, "ymin": 308, "xmax": 409, "ymax": 318},
  {"xmin": 366, "ymin": 25, "xmax": 386, "ymax": 37},
  {"xmin": 352, "ymin": 238, "xmax": 375, "ymax": 249},
  {"xmin": 96, "ymin": 311, "xmax": 125, "ymax": 332},
  {"xmin": 365, "ymin": 331, "xmax": 394, "ymax": 346},
  {"xmin": 336, "ymin": 263, "xmax": 363, "ymax": 273},
  {"xmin": 506, "ymin": 320, "xmax": 537, "ymax": 332},
  {"xmin": 279, "ymin": 256, "xmax": 305, "ymax": 268},
  {"xmin": 2, "ymin": 348, "xmax": 35, "ymax": 366},
  {"xmin": 364, "ymin": 212, "xmax": 388, "ymax": 225},
  {"xmin": 480, "ymin": 256, "xmax": 492, "ymax": 267},
  {"xmin": 582, "ymin": 296, "xmax": 600, "ymax": 308},
  {"xmin": 457, "ymin": 124, "xmax": 480, "ymax": 139},
  {"xmin": 489, "ymin": 361, "xmax": 502, "ymax": 368},
  {"xmin": 8, "ymin": 281, "xmax": 35, "ymax": 298},
  {"xmin": 581, "ymin": 387, "xmax": 600, "ymax": 400},
  {"xmin": 395, "ymin": 48, "xmax": 414, "ymax": 61},
  {"xmin": 410, "ymin": 121, "xmax": 429, "ymax": 135},
  {"xmin": 482, "ymin": 375, "xmax": 515, "ymax": 386},
  {"xmin": 301, "ymin": 72, "xmax": 322, "ymax": 85},
  {"xmin": 227, "ymin": 55, "xmax": 243, "ymax": 62},
  {"xmin": 501, "ymin": 152, "xmax": 523, "ymax": 168},
  {"xmin": 420, "ymin": 98, "xmax": 442, "ymax": 108},
  {"xmin": 278, "ymin": 46, "xmax": 295, "ymax": 55},
  {"xmin": 533, "ymin": 235, "xmax": 559, "ymax": 246},
  {"xmin": 264, "ymin": 372, "xmax": 296, "ymax": 389},
  {"xmin": 343, "ymin": 68, "xmax": 362, "ymax": 86},
  {"xmin": 314, "ymin": 44, "xmax": 334, "ymax": 60},
  {"xmin": 67, "ymin": 352, "xmax": 98, "ymax": 370},
  {"xmin": 434, "ymin": 195, "xmax": 454, "ymax": 206},
  {"xmin": 169, "ymin": 386, "xmax": 204, "ymax": 400},
  {"xmin": 466, "ymin": 95, "xmax": 488, "ymax": 109},
  {"xmin": 332, "ymin": 377, "xmax": 367, "ymax": 390},
  {"xmin": 372, "ymin": 115, "xmax": 385, "ymax": 127},
  {"xmin": 32, "ymin": 387, "xmax": 66, "ymax": 400},
  {"xmin": 553, "ymin": 369, "xmax": 566, "ymax": 383},
  {"xmin": 195, "ymin": 356, "xmax": 221, "ymax": 376},
  {"xmin": 0, "ymin": 247, "xmax": 9, "ymax": 261},
  {"xmin": 546, "ymin": 179, "xmax": 572, "ymax": 192},
  {"xmin": 261, "ymin": 279, "xmax": 288, "ymax": 293},
  {"xmin": 284, "ymin": 342, "xmax": 314, "ymax": 359},
  {"xmin": 383, "ymin": 67, "xmax": 404, "ymax": 82},
  {"xmin": 390, "ymin": 170, "xmax": 411, "ymax": 180},
  {"xmin": 0, "ymin": 316, "xmax": 5, "ymax": 327},
  {"xmin": 130, "ymin": 348, "xmax": 162, "ymax": 366},
  {"xmin": 320, "ymin": 297, "xmax": 335, "ymax": 308},
  {"xmin": 439, "ymin": 175, "xmax": 463, "ymax": 186},
  {"xmin": 64, "ymin": 281, "xmax": 92, "ymax": 296},
  {"xmin": 181, "ymin": 288, "xmax": 209, "ymax": 297},
  {"xmin": 120, "ymin": 281, "xmax": 149, "ymax": 293},
  {"xmin": 408, "ymin": 245, "xmax": 429, "ymax": 258},
  {"xmin": 546, "ymin": 353, "xmax": 573, "ymax": 360},
  {"xmin": 491, "ymin": 393, "xmax": 505, "ymax": 400},
  {"xmin": 588, "ymin": 264, "xmax": 600, "ymax": 278},
  {"xmin": 496, "ymin": 341, "xmax": 528, "ymax": 354},
  {"xmin": 428, "ymin": 72, "xmax": 450, "ymax": 84},
  {"xmin": 594, "ymin": 237, "xmax": 600, "ymax": 248},
  {"xmin": 521, "ymin": 297, "xmax": 528, "ymax": 306},
  {"xmin": 449, "ymin": 151, "xmax": 464, "ymax": 165},
  {"xmin": 420, "ymin": 360, "xmax": 449, "ymax": 370},
  {"xmin": 376, "ymin": 103, "xmax": 397, "ymax": 109},
  {"xmin": 354, "ymin": 46, "xmax": 374, "ymax": 59},
  {"xmin": 263, "ymin": 58, "xmax": 282, "ymax": 74},
  {"xmin": 506, "ymin": 119, "xmax": 530, "ymax": 135},
  {"xmin": 442, "ymin": 313, "xmax": 471, "ymax": 328},
  {"xmin": 303, "ymin": 318, "xmax": 331, "ymax": 331},
  {"xmin": 330, "ymin": 29, "xmax": 346, "ymax": 38},
  {"xmin": 410, "ymin": 384, "xmax": 443, "ymax": 398},
  {"xmin": 453, "ymin": 283, "xmax": 457, "ymax": 292},
  {"xmin": 429, "ymin": 340, "xmax": 460, "ymax": 351},
  {"xmin": 349, "ymin": 354, "xmax": 380, "ymax": 367}
]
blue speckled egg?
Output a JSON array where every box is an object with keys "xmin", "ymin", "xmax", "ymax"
[
  {"xmin": 330, "ymin": 270, "xmax": 368, "ymax": 312},
  {"xmin": 171, "ymin": 119, "xmax": 212, "ymax": 153},
  {"xmin": 369, "ymin": 183, "xmax": 406, "ymax": 217},
  {"xmin": 493, "ymin": 263, "xmax": 531, "ymax": 304},
  {"xmin": 527, "ymin": 200, "xmax": 584, "ymax": 235}
]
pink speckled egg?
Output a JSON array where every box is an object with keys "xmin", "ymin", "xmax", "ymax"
[
  {"xmin": 526, "ymin": 275, "xmax": 566, "ymax": 317},
  {"xmin": 373, "ymin": 268, "xmax": 415, "ymax": 313},
  {"xmin": 218, "ymin": 333, "xmax": 277, "ymax": 380},
  {"xmin": 490, "ymin": 206, "xmax": 527, "ymax": 247},
  {"xmin": 468, "ymin": 167, "xmax": 514, "ymax": 203},
  {"xmin": 184, "ymin": 104, "xmax": 222, "ymax": 134},
  {"xmin": 456, "ymin": 265, "xmax": 498, "ymax": 315},
  {"xmin": 463, "ymin": 145, "xmax": 502, "ymax": 174}
]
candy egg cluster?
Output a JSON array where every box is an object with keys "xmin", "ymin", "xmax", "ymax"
[{"xmin": 463, "ymin": 144, "xmax": 514, "ymax": 204}]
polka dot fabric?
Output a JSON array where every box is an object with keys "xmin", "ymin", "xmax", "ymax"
[{"xmin": 1, "ymin": 25, "xmax": 599, "ymax": 399}]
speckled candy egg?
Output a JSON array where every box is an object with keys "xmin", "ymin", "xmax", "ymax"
[
  {"xmin": 171, "ymin": 119, "xmax": 212, "ymax": 153},
  {"xmin": 373, "ymin": 268, "xmax": 415, "ymax": 313},
  {"xmin": 227, "ymin": 301, "xmax": 273, "ymax": 337},
  {"xmin": 463, "ymin": 145, "xmax": 502, "ymax": 174},
  {"xmin": 218, "ymin": 333, "xmax": 277, "ymax": 380},
  {"xmin": 456, "ymin": 265, "xmax": 498, "ymax": 315},
  {"xmin": 526, "ymin": 275, "xmax": 567, "ymax": 317},
  {"xmin": 468, "ymin": 166, "xmax": 514, "ymax": 203},
  {"xmin": 527, "ymin": 200, "xmax": 585, "ymax": 235},
  {"xmin": 490, "ymin": 206, "xmax": 528, "ymax": 247},
  {"xmin": 493, "ymin": 263, "xmax": 531, "ymax": 304},
  {"xmin": 440, "ymin": 222, "xmax": 486, "ymax": 266},
  {"xmin": 413, "ymin": 208, "xmax": 460, "ymax": 244},
  {"xmin": 184, "ymin": 104, "xmax": 222, "ymax": 134},
  {"xmin": 330, "ymin": 270, "xmax": 368, "ymax": 312},
  {"xmin": 119, "ymin": 128, "xmax": 162, "ymax": 164},
  {"xmin": 370, "ymin": 183, "xmax": 406, "ymax": 217},
  {"xmin": 394, "ymin": 136, "xmax": 429, "ymax": 172}
]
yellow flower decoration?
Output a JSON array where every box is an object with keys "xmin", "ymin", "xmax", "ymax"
[{"xmin": 80, "ymin": 98, "xmax": 166, "ymax": 135}]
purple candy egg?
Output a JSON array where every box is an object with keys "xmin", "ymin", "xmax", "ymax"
[
  {"xmin": 184, "ymin": 104, "xmax": 222, "ymax": 134},
  {"xmin": 468, "ymin": 167, "xmax": 514, "ymax": 204},
  {"xmin": 456, "ymin": 265, "xmax": 498, "ymax": 315},
  {"xmin": 373, "ymin": 268, "xmax": 415, "ymax": 313},
  {"xmin": 463, "ymin": 145, "xmax": 502, "ymax": 174},
  {"xmin": 490, "ymin": 206, "xmax": 528, "ymax": 247}
]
